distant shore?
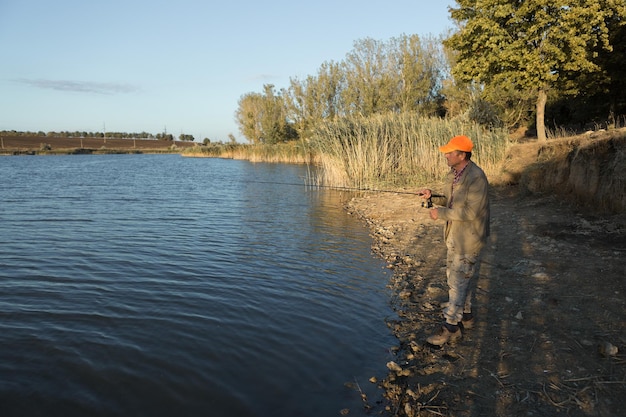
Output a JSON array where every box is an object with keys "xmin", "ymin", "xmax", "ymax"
[{"xmin": 0, "ymin": 136, "xmax": 196, "ymax": 155}]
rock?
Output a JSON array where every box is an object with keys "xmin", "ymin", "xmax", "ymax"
[
  {"xmin": 399, "ymin": 289, "xmax": 412, "ymax": 299},
  {"xmin": 409, "ymin": 340, "xmax": 422, "ymax": 353},
  {"xmin": 422, "ymin": 302, "xmax": 435, "ymax": 310},
  {"xmin": 406, "ymin": 389, "xmax": 419, "ymax": 399},
  {"xmin": 386, "ymin": 361, "xmax": 403, "ymax": 372},
  {"xmin": 598, "ymin": 341, "xmax": 619, "ymax": 357}
]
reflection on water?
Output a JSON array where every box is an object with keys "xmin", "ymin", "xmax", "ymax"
[{"xmin": 0, "ymin": 155, "xmax": 395, "ymax": 417}]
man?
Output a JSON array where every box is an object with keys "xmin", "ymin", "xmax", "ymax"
[{"xmin": 418, "ymin": 135, "xmax": 490, "ymax": 346}]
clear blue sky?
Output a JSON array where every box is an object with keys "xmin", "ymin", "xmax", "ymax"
[{"xmin": 0, "ymin": 0, "xmax": 455, "ymax": 142}]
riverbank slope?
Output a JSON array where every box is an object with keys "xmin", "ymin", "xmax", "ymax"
[{"xmin": 348, "ymin": 129, "xmax": 626, "ymax": 416}]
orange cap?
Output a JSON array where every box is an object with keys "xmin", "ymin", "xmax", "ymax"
[{"xmin": 439, "ymin": 135, "xmax": 473, "ymax": 153}]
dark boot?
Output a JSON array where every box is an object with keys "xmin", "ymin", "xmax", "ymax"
[{"xmin": 426, "ymin": 323, "xmax": 461, "ymax": 346}]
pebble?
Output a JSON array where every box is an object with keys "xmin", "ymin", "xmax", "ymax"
[
  {"xmin": 386, "ymin": 361, "xmax": 403, "ymax": 372},
  {"xmin": 532, "ymin": 272, "xmax": 550, "ymax": 280},
  {"xmin": 599, "ymin": 342, "xmax": 619, "ymax": 357}
]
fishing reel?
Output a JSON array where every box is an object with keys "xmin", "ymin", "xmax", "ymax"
[{"xmin": 418, "ymin": 191, "xmax": 443, "ymax": 209}]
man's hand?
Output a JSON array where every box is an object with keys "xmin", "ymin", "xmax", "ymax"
[
  {"xmin": 429, "ymin": 208, "xmax": 438, "ymax": 220},
  {"xmin": 418, "ymin": 188, "xmax": 432, "ymax": 199}
]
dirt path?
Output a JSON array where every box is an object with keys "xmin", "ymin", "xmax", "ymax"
[{"xmin": 347, "ymin": 185, "xmax": 626, "ymax": 417}]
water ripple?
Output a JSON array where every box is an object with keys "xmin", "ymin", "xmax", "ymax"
[{"xmin": 0, "ymin": 155, "xmax": 395, "ymax": 417}]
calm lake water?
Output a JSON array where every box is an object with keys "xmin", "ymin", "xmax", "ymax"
[{"xmin": 0, "ymin": 154, "xmax": 396, "ymax": 417}]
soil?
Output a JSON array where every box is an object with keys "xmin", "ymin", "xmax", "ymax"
[{"xmin": 346, "ymin": 136, "xmax": 626, "ymax": 416}]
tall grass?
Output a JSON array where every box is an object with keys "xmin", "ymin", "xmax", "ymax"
[
  {"xmin": 182, "ymin": 114, "xmax": 509, "ymax": 190},
  {"xmin": 309, "ymin": 113, "xmax": 509, "ymax": 189},
  {"xmin": 182, "ymin": 142, "xmax": 317, "ymax": 164}
]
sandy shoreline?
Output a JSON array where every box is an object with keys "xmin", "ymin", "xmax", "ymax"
[{"xmin": 347, "ymin": 185, "xmax": 625, "ymax": 417}]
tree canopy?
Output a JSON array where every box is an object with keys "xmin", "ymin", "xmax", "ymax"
[
  {"xmin": 234, "ymin": 5, "xmax": 625, "ymax": 144},
  {"xmin": 444, "ymin": 0, "xmax": 626, "ymax": 140},
  {"xmin": 235, "ymin": 34, "xmax": 445, "ymax": 143},
  {"xmin": 235, "ymin": 85, "xmax": 296, "ymax": 144}
]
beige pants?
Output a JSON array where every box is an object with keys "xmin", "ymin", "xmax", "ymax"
[{"xmin": 443, "ymin": 240, "xmax": 482, "ymax": 325}]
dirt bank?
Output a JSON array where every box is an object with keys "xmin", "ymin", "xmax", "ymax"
[{"xmin": 348, "ymin": 131, "xmax": 626, "ymax": 416}]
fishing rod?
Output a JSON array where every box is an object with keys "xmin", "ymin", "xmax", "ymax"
[
  {"xmin": 311, "ymin": 182, "xmax": 445, "ymax": 208},
  {"xmin": 247, "ymin": 179, "xmax": 444, "ymax": 201}
]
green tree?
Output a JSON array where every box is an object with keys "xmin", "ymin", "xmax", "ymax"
[
  {"xmin": 286, "ymin": 61, "xmax": 344, "ymax": 139},
  {"xmin": 156, "ymin": 133, "xmax": 174, "ymax": 141},
  {"xmin": 240, "ymin": 35, "xmax": 448, "ymax": 143},
  {"xmin": 258, "ymin": 84, "xmax": 292, "ymax": 144},
  {"xmin": 445, "ymin": 0, "xmax": 625, "ymax": 141},
  {"xmin": 341, "ymin": 37, "xmax": 394, "ymax": 116},
  {"xmin": 388, "ymin": 34, "xmax": 444, "ymax": 115},
  {"xmin": 235, "ymin": 85, "xmax": 295, "ymax": 144},
  {"xmin": 551, "ymin": 14, "xmax": 626, "ymax": 126},
  {"xmin": 340, "ymin": 35, "xmax": 445, "ymax": 118},
  {"xmin": 235, "ymin": 91, "xmax": 264, "ymax": 143}
]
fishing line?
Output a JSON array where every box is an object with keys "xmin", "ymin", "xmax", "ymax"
[
  {"xmin": 246, "ymin": 179, "xmax": 420, "ymax": 195},
  {"xmin": 245, "ymin": 179, "xmax": 443, "ymax": 197}
]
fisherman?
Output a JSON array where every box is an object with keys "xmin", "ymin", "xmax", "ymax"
[{"xmin": 418, "ymin": 135, "xmax": 490, "ymax": 346}]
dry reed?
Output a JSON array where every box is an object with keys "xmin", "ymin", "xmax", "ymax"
[
  {"xmin": 309, "ymin": 113, "xmax": 509, "ymax": 189},
  {"xmin": 183, "ymin": 142, "xmax": 317, "ymax": 164}
]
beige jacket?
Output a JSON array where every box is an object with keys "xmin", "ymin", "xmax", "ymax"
[{"xmin": 434, "ymin": 161, "xmax": 490, "ymax": 254}]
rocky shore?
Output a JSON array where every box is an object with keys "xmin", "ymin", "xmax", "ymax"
[{"xmin": 347, "ymin": 182, "xmax": 625, "ymax": 416}]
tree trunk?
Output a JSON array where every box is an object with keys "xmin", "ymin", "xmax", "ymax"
[{"xmin": 536, "ymin": 88, "xmax": 548, "ymax": 142}]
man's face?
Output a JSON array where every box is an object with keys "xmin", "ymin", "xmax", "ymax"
[{"xmin": 444, "ymin": 150, "xmax": 466, "ymax": 169}]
